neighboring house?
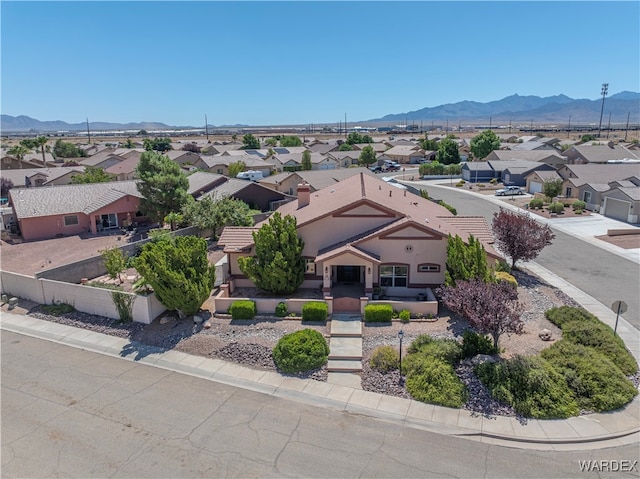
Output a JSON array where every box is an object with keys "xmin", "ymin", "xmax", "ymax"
[
  {"xmin": 1, "ymin": 151, "xmax": 48, "ymax": 169},
  {"xmin": 9, "ymin": 181, "xmax": 144, "ymax": 241},
  {"xmin": 186, "ymin": 171, "xmax": 227, "ymax": 198},
  {"xmin": 484, "ymin": 150, "xmax": 566, "ymax": 168},
  {"xmin": 200, "ymin": 178, "xmax": 294, "ymax": 212},
  {"xmin": 524, "ymin": 170, "xmax": 562, "ymax": 194},
  {"xmin": 219, "ymin": 173, "xmax": 500, "ymax": 298},
  {"xmin": 327, "ymin": 151, "xmax": 361, "ymax": 168},
  {"xmin": 1, "ymin": 167, "xmax": 86, "ymax": 189},
  {"xmin": 384, "ymin": 145, "xmax": 427, "ymax": 164},
  {"xmin": 105, "ymin": 156, "xmax": 141, "ymax": 181},
  {"xmin": 351, "ymin": 143, "xmax": 389, "ymax": 154},
  {"xmin": 509, "ymin": 140, "xmax": 557, "ymax": 151},
  {"xmin": 308, "ymin": 143, "xmax": 339, "ymax": 155},
  {"xmin": 79, "ymin": 149, "xmax": 124, "ymax": 169},
  {"xmin": 462, "ymin": 160, "xmax": 554, "ymax": 185},
  {"xmin": 201, "ymin": 155, "xmax": 273, "ymax": 177},
  {"xmin": 461, "ymin": 162, "xmax": 495, "ymax": 183},
  {"xmin": 267, "ymin": 153, "xmax": 338, "ymax": 172},
  {"xmin": 259, "ymin": 168, "xmax": 376, "ymax": 196},
  {"xmin": 555, "ymin": 163, "xmax": 640, "ymax": 201},
  {"xmin": 164, "ymin": 150, "xmax": 208, "ymax": 170},
  {"xmin": 201, "ymin": 143, "xmax": 243, "ymax": 156},
  {"xmin": 563, "ymin": 142, "xmax": 640, "ymax": 164},
  {"xmin": 601, "ymin": 182, "xmax": 640, "ymax": 223}
]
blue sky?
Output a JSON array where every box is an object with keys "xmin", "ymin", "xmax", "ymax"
[{"xmin": 2, "ymin": 1, "xmax": 638, "ymax": 126}]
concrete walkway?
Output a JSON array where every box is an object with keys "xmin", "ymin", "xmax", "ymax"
[
  {"xmin": 2, "ymin": 311, "xmax": 638, "ymax": 452},
  {"xmin": 327, "ymin": 313, "xmax": 363, "ymax": 388}
]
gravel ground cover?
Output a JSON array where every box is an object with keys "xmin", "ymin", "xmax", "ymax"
[{"xmin": 20, "ymin": 268, "xmax": 637, "ymax": 418}]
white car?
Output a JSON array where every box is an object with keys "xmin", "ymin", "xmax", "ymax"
[{"xmin": 495, "ymin": 186, "xmax": 524, "ymax": 196}]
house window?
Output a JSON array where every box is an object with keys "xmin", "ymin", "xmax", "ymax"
[
  {"xmin": 583, "ymin": 191, "xmax": 592, "ymax": 204},
  {"xmin": 305, "ymin": 259, "xmax": 316, "ymax": 274},
  {"xmin": 3, "ymin": 158, "xmax": 11, "ymax": 164},
  {"xmin": 417, "ymin": 263, "xmax": 440, "ymax": 273},
  {"xmin": 216, "ymin": 169, "xmax": 223, "ymax": 174},
  {"xmin": 380, "ymin": 265, "xmax": 408, "ymax": 287},
  {"xmin": 64, "ymin": 215, "xmax": 79, "ymax": 226},
  {"xmin": 566, "ymin": 187, "xmax": 572, "ymax": 197}
]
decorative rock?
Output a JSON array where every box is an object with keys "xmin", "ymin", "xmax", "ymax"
[
  {"xmin": 203, "ymin": 320, "xmax": 212, "ymax": 329},
  {"xmin": 159, "ymin": 316, "xmax": 174, "ymax": 325},
  {"xmin": 471, "ymin": 354, "xmax": 498, "ymax": 366},
  {"xmin": 193, "ymin": 315, "xmax": 204, "ymax": 324},
  {"xmin": 539, "ymin": 328, "xmax": 553, "ymax": 341}
]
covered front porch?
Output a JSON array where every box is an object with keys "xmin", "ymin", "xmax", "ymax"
[{"xmin": 316, "ymin": 245, "xmax": 379, "ymax": 300}]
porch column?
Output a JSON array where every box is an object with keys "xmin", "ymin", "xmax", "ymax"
[
  {"xmin": 365, "ymin": 263, "xmax": 374, "ymax": 295},
  {"xmin": 90, "ymin": 215, "xmax": 98, "ymax": 235},
  {"xmin": 322, "ymin": 262, "xmax": 331, "ymax": 295}
]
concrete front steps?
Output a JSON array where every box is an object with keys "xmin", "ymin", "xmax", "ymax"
[{"xmin": 328, "ymin": 314, "xmax": 363, "ymax": 373}]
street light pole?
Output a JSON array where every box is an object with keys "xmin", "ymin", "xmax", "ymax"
[
  {"xmin": 598, "ymin": 83, "xmax": 608, "ymax": 138},
  {"xmin": 398, "ymin": 329, "xmax": 404, "ymax": 384}
]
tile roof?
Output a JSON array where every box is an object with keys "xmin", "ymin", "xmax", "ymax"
[
  {"xmin": 605, "ymin": 186, "xmax": 640, "ymax": 201},
  {"xmin": 186, "ymin": 171, "xmax": 226, "ymax": 195},
  {"xmin": 10, "ymin": 181, "xmax": 142, "ymax": 219},
  {"xmin": 105, "ymin": 156, "xmax": 140, "ymax": 175},
  {"xmin": 0, "ymin": 167, "xmax": 85, "ymax": 186},
  {"xmin": 561, "ymin": 164, "xmax": 640, "ymax": 183},
  {"xmin": 488, "ymin": 150, "xmax": 565, "ymax": 162},
  {"xmin": 570, "ymin": 144, "xmax": 640, "ymax": 163},
  {"xmin": 217, "ymin": 226, "xmax": 260, "ymax": 252}
]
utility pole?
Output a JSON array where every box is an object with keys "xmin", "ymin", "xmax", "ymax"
[
  {"xmin": 508, "ymin": 119, "xmax": 512, "ymax": 134},
  {"xmin": 598, "ymin": 83, "xmax": 609, "ymax": 138},
  {"xmin": 606, "ymin": 112, "xmax": 612, "ymax": 139},
  {"xmin": 86, "ymin": 118, "xmax": 91, "ymax": 144},
  {"xmin": 205, "ymin": 114, "xmax": 209, "ymax": 141},
  {"xmin": 489, "ymin": 116, "xmax": 492, "ymax": 130},
  {"xmin": 345, "ymin": 112, "xmax": 347, "ymax": 138},
  {"xmin": 567, "ymin": 115, "xmax": 571, "ymax": 138},
  {"xmin": 625, "ymin": 112, "xmax": 630, "ymax": 141}
]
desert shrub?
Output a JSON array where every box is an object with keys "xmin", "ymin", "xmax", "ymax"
[
  {"xmin": 562, "ymin": 319, "xmax": 638, "ymax": 375},
  {"xmin": 541, "ymin": 340, "xmax": 637, "ymax": 412},
  {"xmin": 495, "ymin": 271, "xmax": 518, "ymax": 288},
  {"xmin": 572, "ymin": 200, "xmax": 586, "ymax": 211},
  {"xmin": 544, "ymin": 306, "xmax": 598, "ymax": 328},
  {"xmin": 364, "ymin": 304, "xmax": 393, "ymax": 323},
  {"xmin": 301, "ymin": 301, "xmax": 328, "ymax": 322},
  {"xmin": 455, "ymin": 180, "xmax": 465, "ymax": 187},
  {"xmin": 462, "ymin": 330, "xmax": 496, "ymax": 358},
  {"xmin": 529, "ymin": 198, "xmax": 544, "ymax": 209},
  {"xmin": 369, "ymin": 345, "xmax": 399, "ymax": 373},
  {"xmin": 548, "ymin": 202, "xmax": 565, "ymax": 214},
  {"xmin": 399, "ymin": 309, "xmax": 411, "ymax": 323},
  {"xmin": 575, "ymin": 209, "xmax": 583, "ymax": 214},
  {"xmin": 495, "ymin": 260, "xmax": 512, "ymax": 273},
  {"xmin": 41, "ymin": 303, "xmax": 75, "ymax": 316},
  {"xmin": 111, "ymin": 291, "xmax": 135, "ymax": 323},
  {"xmin": 229, "ymin": 300, "xmax": 256, "ymax": 320},
  {"xmin": 490, "ymin": 178, "xmax": 498, "ymax": 184},
  {"xmin": 407, "ymin": 334, "xmax": 434, "ymax": 354},
  {"xmin": 85, "ymin": 281, "xmax": 123, "ymax": 291},
  {"xmin": 406, "ymin": 358, "xmax": 468, "ymax": 408},
  {"xmin": 272, "ymin": 329, "xmax": 329, "ymax": 373},
  {"xmin": 275, "ymin": 302, "xmax": 288, "ymax": 318},
  {"xmin": 437, "ymin": 200, "xmax": 457, "ymax": 215},
  {"xmin": 476, "ymin": 355, "xmax": 580, "ymax": 419}
]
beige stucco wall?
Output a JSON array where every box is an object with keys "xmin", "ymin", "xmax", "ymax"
[{"xmin": 0, "ymin": 271, "xmax": 45, "ymax": 303}]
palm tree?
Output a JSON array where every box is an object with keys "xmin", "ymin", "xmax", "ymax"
[
  {"xmin": 164, "ymin": 212, "xmax": 183, "ymax": 231},
  {"xmin": 7, "ymin": 145, "xmax": 29, "ymax": 169},
  {"xmin": 32, "ymin": 136, "xmax": 49, "ymax": 164}
]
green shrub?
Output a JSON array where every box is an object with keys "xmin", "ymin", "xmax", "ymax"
[
  {"xmin": 41, "ymin": 303, "xmax": 75, "ymax": 316},
  {"xmin": 399, "ymin": 309, "xmax": 411, "ymax": 323},
  {"xmin": 364, "ymin": 304, "xmax": 393, "ymax": 323},
  {"xmin": 455, "ymin": 180, "xmax": 465, "ymax": 187},
  {"xmin": 302, "ymin": 301, "xmax": 328, "ymax": 322},
  {"xmin": 562, "ymin": 319, "xmax": 638, "ymax": 375},
  {"xmin": 275, "ymin": 302, "xmax": 288, "ymax": 318},
  {"xmin": 437, "ymin": 200, "xmax": 457, "ymax": 216},
  {"xmin": 477, "ymin": 356, "xmax": 580, "ymax": 419},
  {"xmin": 495, "ymin": 260, "xmax": 512, "ymax": 273},
  {"xmin": 544, "ymin": 306, "xmax": 598, "ymax": 328},
  {"xmin": 541, "ymin": 340, "xmax": 637, "ymax": 412},
  {"xmin": 462, "ymin": 330, "xmax": 496, "ymax": 358},
  {"xmin": 406, "ymin": 358, "xmax": 468, "ymax": 408},
  {"xmin": 548, "ymin": 202, "xmax": 565, "ymax": 214},
  {"xmin": 369, "ymin": 345, "xmax": 399, "ymax": 373},
  {"xmin": 407, "ymin": 334, "xmax": 434, "ymax": 354},
  {"xmin": 272, "ymin": 329, "xmax": 329, "ymax": 373},
  {"xmin": 229, "ymin": 300, "xmax": 256, "ymax": 320},
  {"xmin": 529, "ymin": 198, "xmax": 544, "ymax": 209},
  {"xmin": 572, "ymin": 200, "xmax": 586, "ymax": 211},
  {"xmin": 575, "ymin": 209, "xmax": 583, "ymax": 215},
  {"xmin": 495, "ymin": 271, "xmax": 518, "ymax": 288},
  {"xmin": 490, "ymin": 178, "xmax": 498, "ymax": 184},
  {"xmin": 85, "ymin": 281, "xmax": 124, "ymax": 291}
]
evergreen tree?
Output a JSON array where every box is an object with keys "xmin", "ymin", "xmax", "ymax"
[
  {"xmin": 301, "ymin": 150, "xmax": 313, "ymax": 170},
  {"xmin": 238, "ymin": 212, "xmax": 305, "ymax": 295},
  {"xmin": 445, "ymin": 234, "xmax": 493, "ymax": 286},
  {"xmin": 242, "ymin": 134, "xmax": 260, "ymax": 149},
  {"xmin": 436, "ymin": 138, "xmax": 460, "ymax": 165},
  {"xmin": 135, "ymin": 151, "xmax": 189, "ymax": 223}
]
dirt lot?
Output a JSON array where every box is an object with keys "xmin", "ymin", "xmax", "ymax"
[{"xmin": 596, "ymin": 233, "xmax": 640, "ymax": 249}]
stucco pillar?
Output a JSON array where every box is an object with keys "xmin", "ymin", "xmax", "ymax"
[
  {"xmin": 90, "ymin": 215, "xmax": 98, "ymax": 235},
  {"xmin": 322, "ymin": 262, "xmax": 331, "ymax": 295},
  {"xmin": 365, "ymin": 263, "xmax": 373, "ymax": 294}
]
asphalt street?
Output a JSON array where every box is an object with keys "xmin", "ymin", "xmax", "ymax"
[
  {"xmin": 410, "ymin": 179, "xmax": 640, "ymax": 329},
  {"xmin": 3, "ymin": 332, "xmax": 639, "ymax": 479}
]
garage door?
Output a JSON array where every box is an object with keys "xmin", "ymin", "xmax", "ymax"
[
  {"xmin": 529, "ymin": 181, "xmax": 543, "ymax": 194},
  {"xmin": 604, "ymin": 198, "xmax": 630, "ymax": 222}
]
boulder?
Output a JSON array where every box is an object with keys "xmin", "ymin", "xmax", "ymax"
[
  {"xmin": 159, "ymin": 316, "xmax": 174, "ymax": 325},
  {"xmin": 193, "ymin": 315, "xmax": 204, "ymax": 324},
  {"xmin": 539, "ymin": 329, "xmax": 553, "ymax": 341},
  {"xmin": 471, "ymin": 354, "xmax": 497, "ymax": 366},
  {"xmin": 203, "ymin": 320, "xmax": 212, "ymax": 329}
]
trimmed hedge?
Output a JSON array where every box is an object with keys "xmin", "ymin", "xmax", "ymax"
[
  {"xmin": 541, "ymin": 340, "xmax": 637, "ymax": 412},
  {"xmin": 529, "ymin": 198, "xmax": 544, "ymax": 209},
  {"xmin": 302, "ymin": 301, "xmax": 328, "ymax": 322},
  {"xmin": 272, "ymin": 329, "xmax": 329, "ymax": 373},
  {"xmin": 229, "ymin": 300, "xmax": 256, "ymax": 320},
  {"xmin": 275, "ymin": 302, "xmax": 288, "ymax": 317},
  {"xmin": 572, "ymin": 200, "xmax": 586, "ymax": 211},
  {"xmin": 364, "ymin": 304, "xmax": 393, "ymax": 323},
  {"xmin": 406, "ymin": 358, "xmax": 468, "ymax": 408},
  {"xmin": 369, "ymin": 345, "xmax": 399, "ymax": 373},
  {"xmin": 477, "ymin": 355, "xmax": 580, "ymax": 419},
  {"xmin": 545, "ymin": 306, "xmax": 598, "ymax": 328},
  {"xmin": 548, "ymin": 202, "xmax": 565, "ymax": 214},
  {"xmin": 399, "ymin": 309, "xmax": 411, "ymax": 322},
  {"xmin": 462, "ymin": 330, "xmax": 496, "ymax": 358}
]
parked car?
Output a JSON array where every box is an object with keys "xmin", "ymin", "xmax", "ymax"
[
  {"xmin": 369, "ymin": 166, "xmax": 383, "ymax": 173},
  {"xmin": 495, "ymin": 186, "xmax": 525, "ymax": 196}
]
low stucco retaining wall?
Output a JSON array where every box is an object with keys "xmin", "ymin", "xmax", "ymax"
[{"xmin": 213, "ymin": 287, "xmax": 333, "ymax": 316}]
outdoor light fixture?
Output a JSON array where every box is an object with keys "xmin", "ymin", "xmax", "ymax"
[
  {"xmin": 398, "ymin": 329, "xmax": 404, "ymax": 384},
  {"xmin": 368, "ymin": 267, "xmax": 371, "ymax": 274}
]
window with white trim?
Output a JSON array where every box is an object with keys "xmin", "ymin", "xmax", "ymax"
[
  {"xmin": 380, "ymin": 265, "xmax": 408, "ymax": 287},
  {"xmin": 417, "ymin": 263, "xmax": 440, "ymax": 273},
  {"xmin": 583, "ymin": 191, "xmax": 592, "ymax": 204},
  {"xmin": 305, "ymin": 259, "xmax": 316, "ymax": 274},
  {"xmin": 64, "ymin": 215, "xmax": 79, "ymax": 226}
]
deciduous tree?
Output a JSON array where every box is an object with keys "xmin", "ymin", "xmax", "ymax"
[
  {"xmin": 419, "ymin": 137, "xmax": 438, "ymax": 151},
  {"xmin": 280, "ymin": 136, "xmax": 303, "ymax": 147},
  {"xmin": 439, "ymin": 279, "xmax": 524, "ymax": 350},
  {"xmin": 100, "ymin": 247, "xmax": 127, "ymax": 283},
  {"xmin": 346, "ymin": 132, "xmax": 373, "ymax": 145},
  {"xmin": 492, "ymin": 208, "xmax": 555, "ymax": 268},
  {"xmin": 435, "ymin": 138, "xmax": 460, "ymax": 165},
  {"xmin": 135, "ymin": 151, "xmax": 190, "ymax": 223},
  {"xmin": 301, "ymin": 150, "xmax": 312, "ymax": 170},
  {"xmin": 143, "ymin": 137, "xmax": 172, "ymax": 152},
  {"xmin": 242, "ymin": 134, "xmax": 260, "ymax": 149},
  {"xmin": 53, "ymin": 139, "xmax": 87, "ymax": 158},
  {"xmin": 228, "ymin": 160, "xmax": 246, "ymax": 178},
  {"xmin": 338, "ymin": 143, "xmax": 353, "ymax": 151},
  {"xmin": 182, "ymin": 195, "xmax": 254, "ymax": 239},
  {"xmin": 470, "ymin": 130, "xmax": 501, "ymax": 159},
  {"xmin": 543, "ymin": 179, "xmax": 563, "ymax": 202},
  {"xmin": 238, "ymin": 212, "xmax": 305, "ymax": 295},
  {"xmin": 134, "ymin": 236, "xmax": 215, "ymax": 317},
  {"xmin": 358, "ymin": 145, "xmax": 377, "ymax": 167},
  {"xmin": 1, "ymin": 177, "xmax": 14, "ymax": 197},
  {"xmin": 70, "ymin": 166, "xmax": 115, "ymax": 184}
]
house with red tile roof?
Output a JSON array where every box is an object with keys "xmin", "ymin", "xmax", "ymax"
[{"xmin": 218, "ymin": 173, "xmax": 499, "ymax": 299}]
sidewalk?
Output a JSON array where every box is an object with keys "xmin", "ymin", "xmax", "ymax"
[{"xmin": 2, "ymin": 310, "xmax": 638, "ymax": 452}]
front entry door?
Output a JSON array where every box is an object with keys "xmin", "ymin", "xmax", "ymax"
[{"xmin": 336, "ymin": 266, "xmax": 360, "ymax": 283}]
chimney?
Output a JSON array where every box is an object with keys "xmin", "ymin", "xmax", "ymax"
[{"xmin": 297, "ymin": 182, "xmax": 310, "ymax": 208}]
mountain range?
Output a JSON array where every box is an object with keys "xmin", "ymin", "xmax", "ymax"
[{"xmin": 2, "ymin": 92, "xmax": 639, "ymax": 132}]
